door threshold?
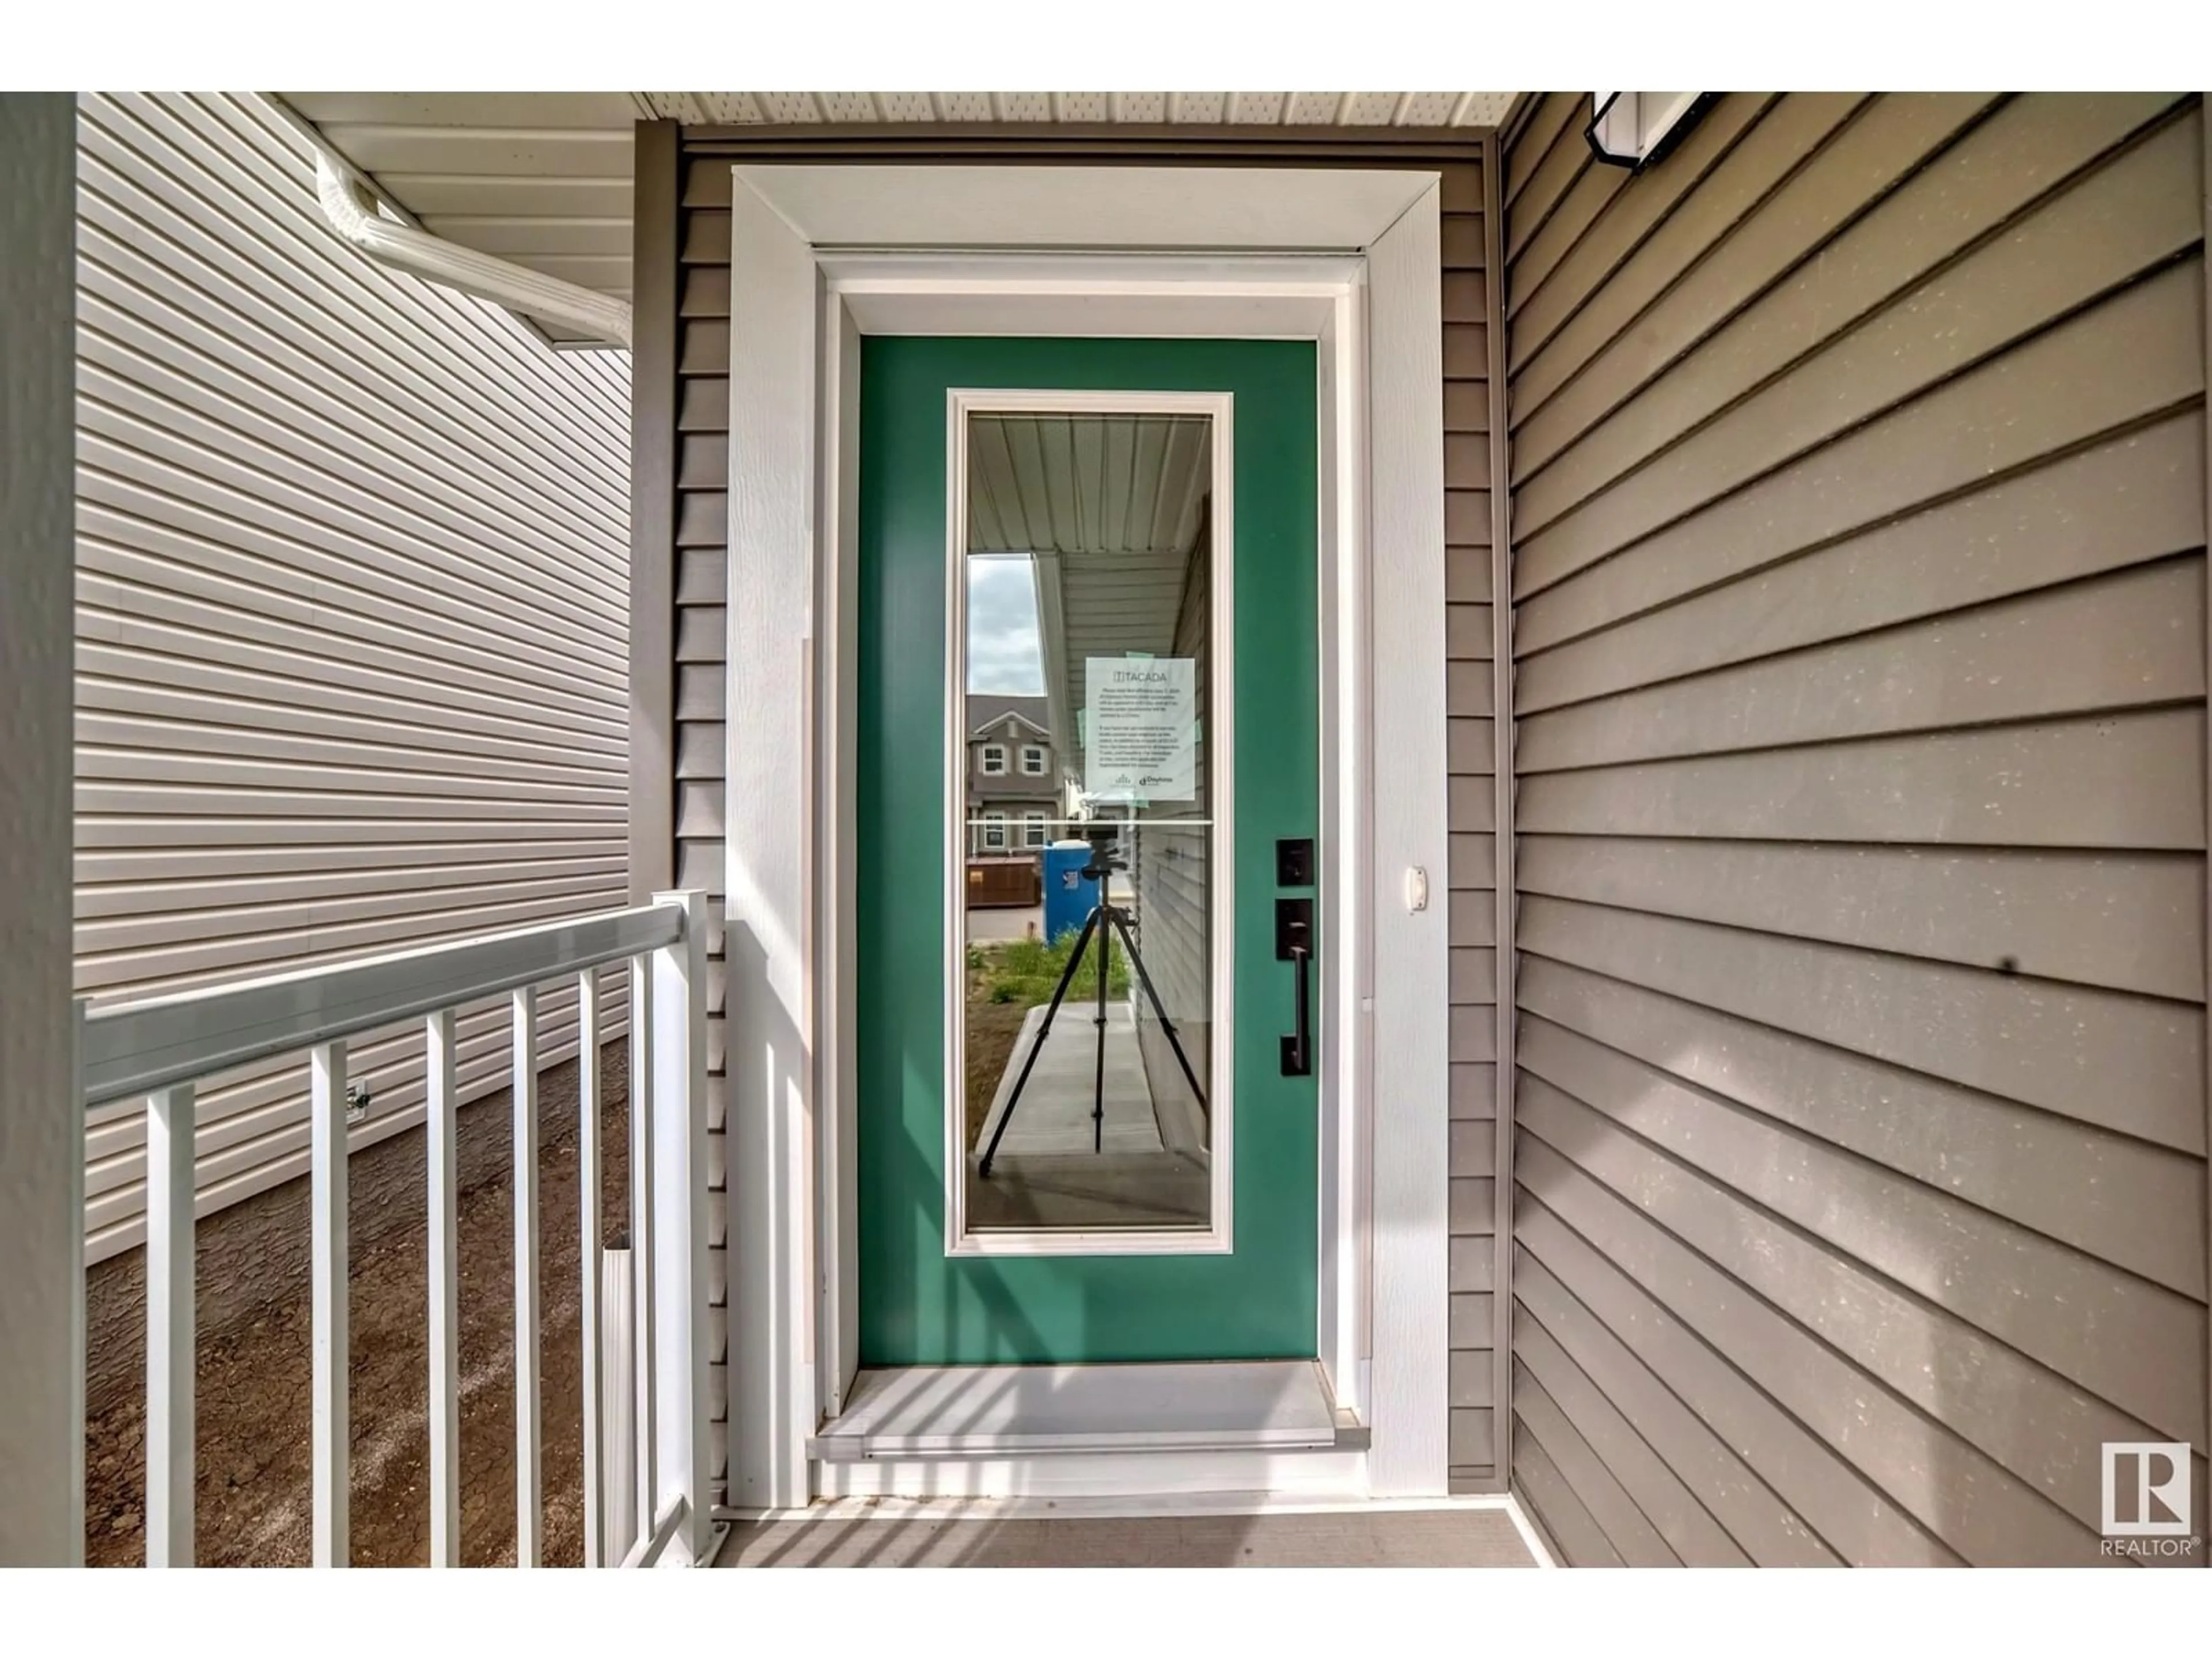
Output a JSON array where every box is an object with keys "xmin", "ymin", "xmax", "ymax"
[{"xmin": 809, "ymin": 1360, "xmax": 1364, "ymax": 1462}]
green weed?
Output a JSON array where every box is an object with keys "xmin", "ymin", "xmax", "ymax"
[{"xmin": 977, "ymin": 929, "xmax": 1130, "ymax": 1007}]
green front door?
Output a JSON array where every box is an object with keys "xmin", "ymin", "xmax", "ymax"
[{"xmin": 857, "ymin": 336, "xmax": 1319, "ymax": 1366}]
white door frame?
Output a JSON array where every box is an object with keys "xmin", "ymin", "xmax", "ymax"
[{"xmin": 723, "ymin": 166, "xmax": 1450, "ymax": 1511}]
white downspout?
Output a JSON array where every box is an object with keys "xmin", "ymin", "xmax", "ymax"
[{"xmin": 313, "ymin": 150, "xmax": 634, "ymax": 348}]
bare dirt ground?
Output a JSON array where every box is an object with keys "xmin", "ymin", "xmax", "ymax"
[
  {"xmin": 964, "ymin": 972, "xmax": 1029, "ymax": 1153},
  {"xmin": 86, "ymin": 1043, "xmax": 632, "ymax": 1567}
]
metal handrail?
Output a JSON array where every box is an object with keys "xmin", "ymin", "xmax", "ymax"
[{"xmin": 81, "ymin": 903, "xmax": 681, "ymax": 1108}]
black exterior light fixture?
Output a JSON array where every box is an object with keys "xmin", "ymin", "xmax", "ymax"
[{"xmin": 1586, "ymin": 92, "xmax": 1717, "ymax": 171}]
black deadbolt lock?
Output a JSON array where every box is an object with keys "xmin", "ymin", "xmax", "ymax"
[{"xmin": 1275, "ymin": 837, "xmax": 1315, "ymax": 888}]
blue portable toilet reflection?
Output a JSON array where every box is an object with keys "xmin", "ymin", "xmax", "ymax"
[{"xmin": 1041, "ymin": 840, "xmax": 1099, "ymax": 944}]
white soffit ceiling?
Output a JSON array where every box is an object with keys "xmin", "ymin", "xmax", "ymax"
[
  {"xmin": 969, "ymin": 414, "xmax": 1210, "ymax": 558},
  {"xmin": 968, "ymin": 412, "xmax": 1213, "ymax": 779},
  {"xmin": 642, "ymin": 92, "xmax": 1517, "ymax": 126},
  {"xmin": 279, "ymin": 92, "xmax": 1516, "ymax": 338}
]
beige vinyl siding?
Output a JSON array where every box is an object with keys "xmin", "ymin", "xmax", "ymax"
[
  {"xmin": 74, "ymin": 91, "xmax": 631, "ymax": 1263},
  {"xmin": 1132, "ymin": 531, "xmax": 1212, "ymax": 1141},
  {"xmin": 1439, "ymin": 154, "xmax": 1501, "ymax": 1493},
  {"xmin": 671, "ymin": 148, "xmax": 734, "ymax": 1486},
  {"xmin": 658, "ymin": 127, "xmax": 1501, "ymax": 1494},
  {"xmin": 1500, "ymin": 92, "xmax": 2208, "ymax": 1565}
]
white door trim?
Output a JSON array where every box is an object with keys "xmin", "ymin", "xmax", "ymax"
[{"xmin": 724, "ymin": 165, "xmax": 1450, "ymax": 1511}]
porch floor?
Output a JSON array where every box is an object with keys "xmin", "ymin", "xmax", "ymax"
[
  {"xmin": 977, "ymin": 1002, "xmax": 1160, "ymax": 1156},
  {"xmin": 967, "ymin": 997, "xmax": 1211, "ymax": 1230},
  {"xmin": 715, "ymin": 1505, "xmax": 1537, "ymax": 1567}
]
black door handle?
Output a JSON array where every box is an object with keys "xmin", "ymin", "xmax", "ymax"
[
  {"xmin": 1276, "ymin": 897, "xmax": 1314, "ymax": 1077},
  {"xmin": 1281, "ymin": 943, "xmax": 1313, "ymax": 1077}
]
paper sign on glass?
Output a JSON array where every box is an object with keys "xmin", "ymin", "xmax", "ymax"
[{"xmin": 1085, "ymin": 657, "xmax": 1198, "ymax": 803}]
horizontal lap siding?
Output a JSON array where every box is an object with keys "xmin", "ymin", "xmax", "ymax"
[
  {"xmin": 669, "ymin": 145, "xmax": 734, "ymax": 1487},
  {"xmin": 666, "ymin": 130, "xmax": 1496, "ymax": 1495},
  {"xmin": 74, "ymin": 92, "xmax": 631, "ymax": 1262},
  {"xmin": 1440, "ymin": 156, "xmax": 1501, "ymax": 1493},
  {"xmin": 1501, "ymin": 91, "xmax": 2209, "ymax": 1566},
  {"xmin": 1135, "ymin": 554, "xmax": 1213, "ymax": 1137},
  {"xmin": 1132, "ymin": 821, "xmax": 1210, "ymax": 1131}
]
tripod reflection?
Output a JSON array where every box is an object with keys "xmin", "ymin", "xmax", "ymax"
[{"xmin": 976, "ymin": 831, "xmax": 1206, "ymax": 1177}]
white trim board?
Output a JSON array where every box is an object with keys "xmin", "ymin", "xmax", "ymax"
[
  {"xmin": 725, "ymin": 1490, "xmax": 1532, "ymax": 1524},
  {"xmin": 724, "ymin": 164, "xmax": 1450, "ymax": 1513},
  {"xmin": 815, "ymin": 1449, "xmax": 1377, "ymax": 1503},
  {"xmin": 731, "ymin": 166, "xmax": 1433, "ymax": 252}
]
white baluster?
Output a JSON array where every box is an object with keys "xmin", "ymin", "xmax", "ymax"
[
  {"xmin": 513, "ymin": 984, "xmax": 541, "ymax": 1567},
  {"xmin": 649, "ymin": 889, "xmax": 711, "ymax": 1566},
  {"xmin": 578, "ymin": 967, "xmax": 604, "ymax": 1568},
  {"xmin": 310, "ymin": 1040, "xmax": 349, "ymax": 1568},
  {"xmin": 426, "ymin": 1008, "xmax": 460, "ymax": 1567},
  {"xmin": 629, "ymin": 951, "xmax": 657, "ymax": 1556},
  {"xmin": 145, "ymin": 1082, "xmax": 195, "ymax": 1567}
]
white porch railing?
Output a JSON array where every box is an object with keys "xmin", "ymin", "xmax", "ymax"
[{"xmin": 78, "ymin": 889, "xmax": 717, "ymax": 1568}]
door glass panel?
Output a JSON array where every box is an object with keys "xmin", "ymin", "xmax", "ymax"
[{"xmin": 958, "ymin": 409, "xmax": 1217, "ymax": 1235}]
